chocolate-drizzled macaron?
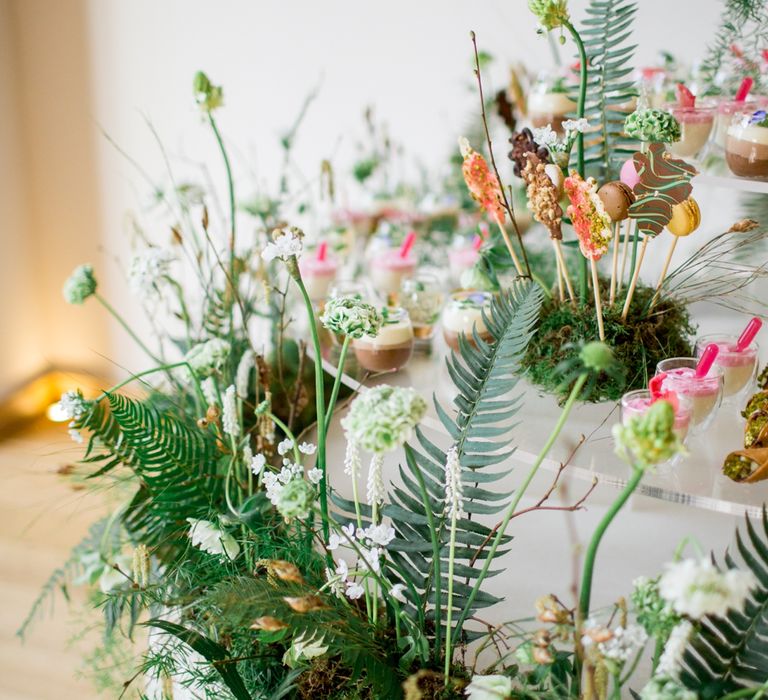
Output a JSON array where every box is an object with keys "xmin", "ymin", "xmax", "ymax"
[
  {"xmin": 667, "ymin": 197, "xmax": 701, "ymax": 237},
  {"xmin": 597, "ymin": 181, "xmax": 635, "ymax": 221}
]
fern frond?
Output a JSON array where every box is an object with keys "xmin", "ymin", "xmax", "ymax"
[
  {"xmin": 577, "ymin": 0, "xmax": 639, "ymax": 181},
  {"xmin": 680, "ymin": 507, "xmax": 768, "ymax": 695}
]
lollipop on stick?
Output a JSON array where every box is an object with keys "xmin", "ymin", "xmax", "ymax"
[
  {"xmin": 564, "ymin": 173, "xmax": 613, "ymax": 340},
  {"xmin": 649, "ymin": 197, "xmax": 701, "ymax": 309},
  {"xmin": 459, "ymin": 137, "xmax": 524, "ymax": 276},
  {"xmin": 598, "ymin": 180, "xmax": 635, "ymax": 305},
  {"xmin": 521, "ymin": 153, "xmax": 575, "ymax": 302}
]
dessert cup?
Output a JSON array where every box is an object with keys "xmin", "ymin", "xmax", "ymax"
[
  {"xmin": 399, "ymin": 273, "xmax": 444, "ymax": 351},
  {"xmin": 448, "ymin": 242, "xmax": 480, "ymax": 286},
  {"xmin": 665, "ymin": 104, "xmax": 715, "ymax": 159},
  {"xmin": 370, "ymin": 248, "xmax": 417, "ymax": 304},
  {"xmin": 655, "ymin": 358, "xmax": 724, "ymax": 432},
  {"xmin": 725, "ymin": 111, "xmax": 768, "ymax": 180},
  {"xmin": 695, "ymin": 334, "xmax": 759, "ymax": 401},
  {"xmin": 528, "ymin": 70, "xmax": 576, "ymax": 134},
  {"xmin": 353, "ymin": 306, "xmax": 414, "ymax": 373},
  {"xmin": 442, "ymin": 291, "xmax": 493, "ymax": 353},
  {"xmin": 299, "ymin": 255, "xmax": 338, "ymax": 304},
  {"xmin": 714, "ymin": 98, "xmax": 758, "ymax": 149},
  {"xmin": 619, "ymin": 389, "xmax": 692, "ymax": 467}
]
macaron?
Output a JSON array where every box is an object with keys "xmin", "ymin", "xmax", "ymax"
[
  {"xmin": 667, "ymin": 197, "xmax": 701, "ymax": 237},
  {"xmin": 597, "ymin": 181, "xmax": 635, "ymax": 221}
]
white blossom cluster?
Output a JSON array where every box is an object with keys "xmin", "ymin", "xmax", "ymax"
[
  {"xmin": 184, "ymin": 338, "xmax": 231, "ymax": 376},
  {"xmin": 222, "ymin": 384, "xmax": 239, "ymax": 437},
  {"xmin": 659, "ymin": 558, "xmax": 756, "ymax": 620},
  {"xmin": 261, "ymin": 441, "xmax": 322, "ymax": 513},
  {"xmin": 261, "ymin": 227, "xmax": 303, "ymax": 263},
  {"xmin": 581, "ymin": 620, "xmax": 647, "ymax": 664},
  {"xmin": 443, "ymin": 445, "xmax": 464, "ymax": 518},
  {"xmin": 656, "ymin": 620, "xmax": 693, "ymax": 679},
  {"xmin": 127, "ymin": 247, "xmax": 174, "ymax": 300}
]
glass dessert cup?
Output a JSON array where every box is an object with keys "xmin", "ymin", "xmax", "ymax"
[
  {"xmin": 619, "ymin": 389, "xmax": 693, "ymax": 468},
  {"xmin": 400, "ymin": 272, "xmax": 444, "ymax": 352},
  {"xmin": 528, "ymin": 70, "xmax": 576, "ymax": 134},
  {"xmin": 299, "ymin": 256, "xmax": 338, "ymax": 305},
  {"xmin": 695, "ymin": 334, "xmax": 759, "ymax": 402},
  {"xmin": 665, "ymin": 104, "xmax": 715, "ymax": 159},
  {"xmin": 352, "ymin": 306, "xmax": 414, "ymax": 373},
  {"xmin": 369, "ymin": 248, "xmax": 417, "ymax": 305},
  {"xmin": 448, "ymin": 240, "xmax": 480, "ymax": 287},
  {"xmin": 655, "ymin": 358, "xmax": 724, "ymax": 433},
  {"xmin": 725, "ymin": 111, "xmax": 768, "ymax": 180},
  {"xmin": 714, "ymin": 98, "xmax": 758, "ymax": 149},
  {"xmin": 442, "ymin": 291, "xmax": 493, "ymax": 353}
]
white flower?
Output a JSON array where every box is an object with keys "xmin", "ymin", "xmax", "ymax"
[
  {"xmin": 98, "ymin": 554, "xmax": 133, "ymax": 593},
  {"xmin": 307, "ymin": 468, "xmax": 323, "ymax": 485},
  {"xmin": 657, "ymin": 620, "xmax": 693, "ymax": 679},
  {"xmin": 56, "ymin": 390, "xmax": 88, "ymax": 421},
  {"xmin": 63, "ymin": 264, "xmax": 97, "ymax": 304},
  {"xmin": 325, "ymin": 567, "xmax": 345, "ymax": 597},
  {"xmin": 222, "ymin": 385, "xmax": 239, "ymax": 437},
  {"xmin": 597, "ymin": 624, "xmax": 647, "ymax": 663},
  {"xmin": 298, "ymin": 441, "xmax": 316, "ymax": 455},
  {"xmin": 390, "ymin": 583, "xmax": 407, "ymax": 603},
  {"xmin": 235, "ymin": 350, "xmax": 255, "ymax": 398},
  {"xmin": 187, "ymin": 518, "xmax": 240, "ymax": 560},
  {"xmin": 320, "ymin": 297, "xmax": 383, "ymax": 339},
  {"xmin": 343, "ymin": 438, "xmax": 361, "ymax": 478},
  {"xmin": 185, "ymin": 339, "xmax": 231, "ymax": 377},
  {"xmin": 261, "ymin": 227, "xmax": 303, "ymax": 262},
  {"xmin": 345, "ymin": 582, "xmax": 365, "ymax": 600},
  {"xmin": 563, "ymin": 117, "xmax": 589, "ymax": 134},
  {"xmin": 366, "ymin": 453, "xmax": 385, "ymax": 506},
  {"xmin": 443, "ymin": 445, "xmax": 464, "ymax": 518},
  {"xmin": 361, "ymin": 523, "xmax": 396, "ymax": 547},
  {"xmin": 532, "ymin": 124, "xmax": 559, "ymax": 148},
  {"xmin": 277, "ymin": 438, "xmax": 294, "ymax": 456},
  {"xmin": 659, "ymin": 558, "xmax": 756, "ymax": 620},
  {"xmin": 335, "ymin": 558, "xmax": 349, "ymax": 581},
  {"xmin": 68, "ymin": 428, "xmax": 83, "ymax": 444},
  {"xmin": 201, "ymin": 377, "xmax": 218, "ymax": 406},
  {"xmin": 127, "ymin": 247, "xmax": 173, "ymax": 300},
  {"xmin": 283, "ymin": 632, "xmax": 328, "ymax": 668},
  {"xmin": 250, "ymin": 453, "xmax": 266, "ymax": 476},
  {"xmin": 328, "ymin": 533, "xmax": 343, "ymax": 551},
  {"xmin": 464, "ymin": 674, "xmax": 513, "ymax": 700},
  {"xmin": 358, "ymin": 546, "xmax": 382, "ymax": 574}
]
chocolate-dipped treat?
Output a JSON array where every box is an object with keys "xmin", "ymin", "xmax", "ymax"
[{"xmin": 508, "ymin": 127, "xmax": 550, "ymax": 178}]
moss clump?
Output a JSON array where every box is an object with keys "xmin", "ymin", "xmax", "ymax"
[{"xmin": 521, "ymin": 280, "xmax": 696, "ymax": 403}]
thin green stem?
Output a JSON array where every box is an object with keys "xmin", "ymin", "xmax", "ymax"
[
  {"xmin": 578, "ymin": 468, "xmax": 643, "ymax": 618},
  {"xmin": 452, "ymin": 373, "xmax": 589, "ymax": 646},
  {"xmin": 720, "ymin": 684, "xmax": 768, "ymax": 700},
  {"xmin": 324, "ymin": 335, "xmax": 351, "ymax": 434},
  {"xmin": 95, "ymin": 293, "xmax": 161, "ymax": 364},
  {"xmin": 444, "ymin": 510, "xmax": 459, "ymax": 680},
  {"xmin": 293, "ymin": 271, "xmax": 329, "ymax": 541}
]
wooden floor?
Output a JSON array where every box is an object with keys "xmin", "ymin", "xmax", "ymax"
[{"xmin": 0, "ymin": 419, "xmax": 106, "ymax": 700}]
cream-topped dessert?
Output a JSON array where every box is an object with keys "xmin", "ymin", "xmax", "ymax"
[
  {"xmin": 442, "ymin": 291, "xmax": 493, "ymax": 352},
  {"xmin": 666, "ymin": 105, "xmax": 715, "ymax": 158},
  {"xmin": 353, "ymin": 307, "xmax": 414, "ymax": 372},
  {"xmin": 448, "ymin": 245, "xmax": 479, "ymax": 285},
  {"xmin": 656, "ymin": 362, "xmax": 723, "ymax": 430},
  {"xmin": 725, "ymin": 111, "xmax": 768, "ymax": 179},
  {"xmin": 299, "ymin": 255, "xmax": 338, "ymax": 303},
  {"xmin": 370, "ymin": 249, "xmax": 417, "ymax": 303},
  {"xmin": 714, "ymin": 98, "xmax": 758, "ymax": 148}
]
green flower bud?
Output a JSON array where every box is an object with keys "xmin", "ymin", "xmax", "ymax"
[
  {"xmin": 63, "ymin": 264, "xmax": 97, "ymax": 304},
  {"xmin": 320, "ymin": 297, "xmax": 383, "ymax": 339},
  {"xmin": 579, "ymin": 341, "xmax": 615, "ymax": 372},
  {"xmin": 193, "ymin": 71, "xmax": 224, "ymax": 113},
  {"xmin": 613, "ymin": 400, "xmax": 685, "ymax": 468},
  {"xmin": 528, "ymin": 0, "xmax": 570, "ymax": 30},
  {"xmin": 275, "ymin": 478, "xmax": 314, "ymax": 521}
]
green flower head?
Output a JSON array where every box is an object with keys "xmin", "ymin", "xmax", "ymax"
[
  {"xmin": 613, "ymin": 399, "xmax": 685, "ymax": 468},
  {"xmin": 320, "ymin": 297, "xmax": 383, "ymax": 339},
  {"xmin": 193, "ymin": 71, "xmax": 223, "ymax": 113},
  {"xmin": 184, "ymin": 338, "xmax": 231, "ymax": 377},
  {"xmin": 528, "ymin": 0, "xmax": 570, "ymax": 30},
  {"xmin": 275, "ymin": 478, "xmax": 314, "ymax": 522},
  {"xmin": 63, "ymin": 264, "xmax": 97, "ymax": 304},
  {"xmin": 580, "ymin": 341, "xmax": 615, "ymax": 372},
  {"xmin": 625, "ymin": 109, "xmax": 681, "ymax": 143},
  {"xmin": 342, "ymin": 385, "xmax": 427, "ymax": 454},
  {"xmin": 639, "ymin": 676, "xmax": 697, "ymax": 700},
  {"xmin": 631, "ymin": 575, "xmax": 679, "ymax": 638}
]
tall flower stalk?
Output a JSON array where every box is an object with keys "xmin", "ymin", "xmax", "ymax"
[{"xmin": 443, "ymin": 446, "xmax": 464, "ymax": 680}]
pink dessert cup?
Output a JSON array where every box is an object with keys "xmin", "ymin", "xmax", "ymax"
[
  {"xmin": 695, "ymin": 334, "xmax": 758, "ymax": 401},
  {"xmin": 655, "ymin": 358, "xmax": 724, "ymax": 432},
  {"xmin": 370, "ymin": 249, "xmax": 417, "ymax": 303}
]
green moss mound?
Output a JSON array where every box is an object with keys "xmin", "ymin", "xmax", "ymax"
[{"xmin": 522, "ymin": 281, "xmax": 697, "ymax": 403}]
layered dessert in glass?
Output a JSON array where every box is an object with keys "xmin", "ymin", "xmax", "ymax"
[
  {"xmin": 714, "ymin": 98, "xmax": 758, "ymax": 148},
  {"xmin": 442, "ymin": 291, "xmax": 493, "ymax": 352},
  {"xmin": 620, "ymin": 389, "xmax": 693, "ymax": 447},
  {"xmin": 370, "ymin": 247, "xmax": 417, "ymax": 304},
  {"xmin": 655, "ymin": 358, "xmax": 724, "ymax": 432},
  {"xmin": 725, "ymin": 110, "xmax": 768, "ymax": 179},
  {"xmin": 353, "ymin": 306, "xmax": 414, "ymax": 372},
  {"xmin": 695, "ymin": 334, "xmax": 759, "ymax": 400}
]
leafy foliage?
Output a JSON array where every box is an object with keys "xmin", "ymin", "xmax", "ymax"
[
  {"xmin": 578, "ymin": 0, "xmax": 639, "ymax": 181},
  {"xmin": 680, "ymin": 508, "xmax": 768, "ymax": 696}
]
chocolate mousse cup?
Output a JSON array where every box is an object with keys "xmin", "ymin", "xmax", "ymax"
[
  {"xmin": 725, "ymin": 111, "xmax": 768, "ymax": 179},
  {"xmin": 353, "ymin": 307, "xmax": 414, "ymax": 372},
  {"xmin": 442, "ymin": 291, "xmax": 494, "ymax": 353},
  {"xmin": 695, "ymin": 334, "xmax": 759, "ymax": 401}
]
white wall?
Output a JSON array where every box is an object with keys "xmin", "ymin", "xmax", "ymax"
[{"xmin": 2, "ymin": 0, "xmax": 724, "ymax": 387}]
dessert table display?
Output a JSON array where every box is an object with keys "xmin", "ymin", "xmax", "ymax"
[{"xmin": 23, "ymin": 1, "xmax": 768, "ymax": 699}]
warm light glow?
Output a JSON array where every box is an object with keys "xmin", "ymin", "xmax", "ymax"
[{"xmin": 46, "ymin": 400, "xmax": 70, "ymax": 422}]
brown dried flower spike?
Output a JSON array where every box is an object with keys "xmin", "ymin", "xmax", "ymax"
[{"xmin": 522, "ymin": 153, "xmax": 563, "ymax": 240}]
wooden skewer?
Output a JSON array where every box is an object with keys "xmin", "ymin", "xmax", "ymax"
[
  {"xmin": 591, "ymin": 259, "xmax": 605, "ymax": 341},
  {"xmin": 609, "ymin": 222, "xmax": 621, "ymax": 306},
  {"xmin": 618, "ymin": 219, "xmax": 633, "ymax": 295},
  {"xmin": 621, "ymin": 235, "xmax": 649, "ymax": 321},
  {"xmin": 494, "ymin": 216, "xmax": 524, "ymax": 276},
  {"xmin": 551, "ymin": 239, "xmax": 565, "ymax": 302},
  {"xmin": 553, "ymin": 239, "xmax": 576, "ymax": 302},
  {"xmin": 649, "ymin": 236, "xmax": 679, "ymax": 310}
]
